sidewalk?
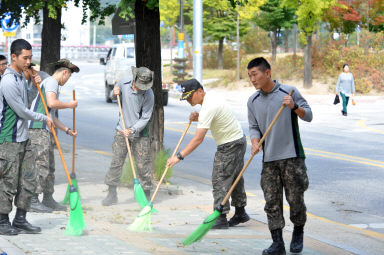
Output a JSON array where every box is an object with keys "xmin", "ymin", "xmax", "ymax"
[{"xmin": 0, "ymin": 144, "xmax": 356, "ymax": 255}]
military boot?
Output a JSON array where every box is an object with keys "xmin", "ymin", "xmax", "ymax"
[
  {"xmin": 12, "ymin": 208, "xmax": 41, "ymax": 234},
  {"xmin": 42, "ymin": 193, "xmax": 67, "ymax": 211},
  {"xmin": 0, "ymin": 214, "xmax": 18, "ymax": 235},
  {"xmin": 211, "ymin": 214, "xmax": 229, "ymax": 229},
  {"xmin": 262, "ymin": 229, "xmax": 286, "ymax": 255},
  {"xmin": 290, "ymin": 225, "xmax": 304, "ymax": 253},
  {"xmin": 102, "ymin": 185, "xmax": 118, "ymax": 206},
  {"xmin": 30, "ymin": 194, "xmax": 53, "ymax": 213},
  {"xmin": 228, "ymin": 206, "xmax": 250, "ymax": 227}
]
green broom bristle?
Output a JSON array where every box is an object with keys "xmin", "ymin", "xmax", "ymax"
[
  {"xmin": 128, "ymin": 202, "xmax": 153, "ymax": 232},
  {"xmin": 65, "ymin": 186, "xmax": 85, "ymax": 236},
  {"xmin": 182, "ymin": 209, "xmax": 221, "ymax": 246},
  {"xmin": 133, "ymin": 179, "xmax": 148, "ymax": 208},
  {"xmin": 62, "ymin": 176, "xmax": 79, "ymax": 205}
]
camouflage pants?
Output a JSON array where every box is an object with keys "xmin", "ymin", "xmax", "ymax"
[
  {"xmin": 212, "ymin": 136, "xmax": 247, "ymax": 214},
  {"xmin": 104, "ymin": 131, "xmax": 152, "ymax": 190},
  {"xmin": 29, "ymin": 129, "xmax": 55, "ymax": 195},
  {"xmin": 0, "ymin": 140, "xmax": 37, "ymax": 214},
  {"xmin": 261, "ymin": 157, "xmax": 309, "ymax": 230}
]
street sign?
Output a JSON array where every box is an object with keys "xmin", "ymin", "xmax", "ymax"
[
  {"xmin": 112, "ymin": 8, "xmax": 135, "ymax": 35},
  {"xmin": 1, "ymin": 13, "xmax": 19, "ymax": 32},
  {"xmin": 3, "ymin": 31, "xmax": 16, "ymax": 37}
]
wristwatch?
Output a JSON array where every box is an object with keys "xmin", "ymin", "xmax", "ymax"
[
  {"xmin": 176, "ymin": 152, "xmax": 184, "ymax": 160},
  {"xmin": 292, "ymin": 103, "xmax": 299, "ymax": 111}
]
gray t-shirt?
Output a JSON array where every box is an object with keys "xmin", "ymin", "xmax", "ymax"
[
  {"xmin": 247, "ymin": 81, "xmax": 312, "ymax": 162},
  {"xmin": 27, "ymin": 71, "xmax": 50, "ymax": 108},
  {"xmin": 29, "ymin": 76, "xmax": 59, "ymax": 131}
]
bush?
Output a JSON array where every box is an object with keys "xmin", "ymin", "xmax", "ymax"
[{"xmin": 120, "ymin": 148, "xmax": 174, "ymax": 186}]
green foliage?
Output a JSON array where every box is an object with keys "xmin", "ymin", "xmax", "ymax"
[
  {"xmin": 119, "ymin": 0, "xmax": 159, "ymax": 20},
  {"xmin": 120, "ymin": 148, "xmax": 174, "ymax": 186},
  {"xmin": 254, "ymin": 0, "xmax": 296, "ymax": 32},
  {"xmin": 159, "ymin": 0, "xmax": 179, "ymax": 27},
  {"xmin": 0, "ymin": 0, "xmax": 116, "ymax": 26},
  {"xmin": 154, "ymin": 148, "xmax": 173, "ymax": 182},
  {"xmin": 242, "ymin": 27, "xmax": 271, "ymax": 54},
  {"xmin": 203, "ymin": 44, "xmax": 243, "ymax": 69}
]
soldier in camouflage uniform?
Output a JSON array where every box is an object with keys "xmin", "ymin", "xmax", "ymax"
[
  {"xmin": 247, "ymin": 57, "xmax": 312, "ymax": 255},
  {"xmin": 28, "ymin": 59, "xmax": 79, "ymax": 213},
  {"xmin": 167, "ymin": 79, "xmax": 250, "ymax": 229},
  {"xmin": 0, "ymin": 39, "xmax": 53, "ymax": 235},
  {"xmin": 102, "ymin": 66, "xmax": 154, "ymax": 206}
]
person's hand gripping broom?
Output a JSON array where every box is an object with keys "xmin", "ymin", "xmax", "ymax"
[
  {"xmin": 182, "ymin": 90, "xmax": 293, "ymax": 246},
  {"xmin": 128, "ymin": 120, "xmax": 192, "ymax": 232},
  {"xmin": 34, "ymin": 81, "xmax": 85, "ymax": 236},
  {"xmin": 62, "ymin": 90, "xmax": 80, "ymax": 204}
]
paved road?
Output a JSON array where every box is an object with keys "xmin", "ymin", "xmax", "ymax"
[{"xmin": 53, "ymin": 61, "xmax": 384, "ymax": 253}]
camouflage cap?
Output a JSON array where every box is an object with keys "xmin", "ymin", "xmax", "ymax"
[
  {"xmin": 131, "ymin": 66, "xmax": 154, "ymax": 90},
  {"xmin": 52, "ymin": 58, "xmax": 80, "ymax": 73},
  {"xmin": 180, "ymin": 79, "xmax": 203, "ymax": 100}
]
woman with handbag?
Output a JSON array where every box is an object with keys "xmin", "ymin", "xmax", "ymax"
[{"xmin": 336, "ymin": 64, "xmax": 356, "ymax": 116}]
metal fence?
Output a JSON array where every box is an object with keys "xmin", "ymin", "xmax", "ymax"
[{"xmin": 32, "ymin": 45, "xmax": 110, "ymax": 61}]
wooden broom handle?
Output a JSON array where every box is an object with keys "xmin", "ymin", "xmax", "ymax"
[
  {"xmin": 150, "ymin": 120, "xmax": 192, "ymax": 202},
  {"xmin": 72, "ymin": 90, "xmax": 76, "ymax": 174},
  {"xmin": 116, "ymin": 94, "xmax": 137, "ymax": 179},
  {"xmin": 35, "ymin": 83, "xmax": 72, "ymax": 186},
  {"xmin": 221, "ymin": 90, "xmax": 294, "ymax": 206}
]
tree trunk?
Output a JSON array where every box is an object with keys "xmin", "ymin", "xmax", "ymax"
[
  {"xmin": 134, "ymin": 0, "xmax": 164, "ymax": 159},
  {"xmin": 284, "ymin": 29, "xmax": 289, "ymax": 53},
  {"xmin": 304, "ymin": 34, "xmax": 312, "ymax": 88},
  {"xmin": 271, "ymin": 30, "xmax": 278, "ymax": 62},
  {"xmin": 218, "ymin": 38, "xmax": 224, "ymax": 69},
  {"xmin": 40, "ymin": 5, "xmax": 61, "ymax": 74}
]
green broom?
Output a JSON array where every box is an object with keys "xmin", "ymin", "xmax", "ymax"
[
  {"xmin": 35, "ymin": 81, "xmax": 85, "ymax": 236},
  {"xmin": 182, "ymin": 90, "xmax": 293, "ymax": 246},
  {"xmin": 62, "ymin": 90, "xmax": 80, "ymax": 205},
  {"xmin": 116, "ymin": 94, "xmax": 149, "ymax": 209},
  {"xmin": 128, "ymin": 120, "xmax": 192, "ymax": 232}
]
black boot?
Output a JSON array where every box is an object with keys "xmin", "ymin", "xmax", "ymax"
[
  {"xmin": 42, "ymin": 193, "xmax": 67, "ymax": 211},
  {"xmin": 30, "ymin": 194, "xmax": 53, "ymax": 213},
  {"xmin": 262, "ymin": 229, "xmax": 286, "ymax": 255},
  {"xmin": 12, "ymin": 208, "xmax": 41, "ymax": 234},
  {"xmin": 102, "ymin": 185, "xmax": 118, "ymax": 206},
  {"xmin": 144, "ymin": 189, "xmax": 151, "ymax": 201},
  {"xmin": 228, "ymin": 206, "xmax": 250, "ymax": 227},
  {"xmin": 290, "ymin": 225, "xmax": 304, "ymax": 253},
  {"xmin": 0, "ymin": 214, "xmax": 18, "ymax": 235},
  {"xmin": 212, "ymin": 214, "xmax": 229, "ymax": 229}
]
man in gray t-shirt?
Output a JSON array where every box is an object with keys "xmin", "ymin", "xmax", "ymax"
[
  {"xmin": 28, "ymin": 59, "xmax": 79, "ymax": 213},
  {"xmin": 247, "ymin": 57, "xmax": 312, "ymax": 255}
]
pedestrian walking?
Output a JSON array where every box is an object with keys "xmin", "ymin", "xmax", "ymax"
[
  {"xmin": 0, "ymin": 39, "xmax": 53, "ymax": 235},
  {"xmin": 28, "ymin": 59, "xmax": 79, "ymax": 213},
  {"xmin": 247, "ymin": 57, "xmax": 312, "ymax": 255},
  {"xmin": 336, "ymin": 64, "xmax": 355, "ymax": 116},
  {"xmin": 167, "ymin": 79, "xmax": 250, "ymax": 229},
  {"xmin": 102, "ymin": 66, "xmax": 155, "ymax": 206}
]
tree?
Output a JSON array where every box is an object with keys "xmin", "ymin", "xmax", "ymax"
[
  {"xmin": 254, "ymin": 0, "xmax": 296, "ymax": 62},
  {"xmin": 283, "ymin": 0, "xmax": 335, "ymax": 88},
  {"xmin": 0, "ymin": 0, "xmax": 115, "ymax": 73},
  {"xmin": 119, "ymin": 0, "xmax": 164, "ymax": 158}
]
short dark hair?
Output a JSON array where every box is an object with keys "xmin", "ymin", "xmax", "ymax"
[
  {"xmin": 0, "ymin": 55, "xmax": 6, "ymax": 61},
  {"xmin": 11, "ymin": 39, "xmax": 32, "ymax": 56},
  {"xmin": 247, "ymin": 57, "xmax": 271, "ymax": 72},
  {"xmin": 343, "ymin": 64, "xmax": 348, "ymax": 69}
]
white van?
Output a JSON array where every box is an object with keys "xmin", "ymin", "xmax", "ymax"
[{"xmin": 100, "ymin": 43, "xmax": 169, "ymax": 105}]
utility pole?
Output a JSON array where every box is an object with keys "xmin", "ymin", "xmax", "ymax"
[
  {"xmin": 236, "ymin": 9, "xmax": 240, "ymax": 81},
  {"xmin": 193, "ymin": 0, "xmax": 203, "ymax": 83}
]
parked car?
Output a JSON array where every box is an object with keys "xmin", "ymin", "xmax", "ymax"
[{"xmin": 100, "ymin": 43, "xmax": 169, "ymax": 106}]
